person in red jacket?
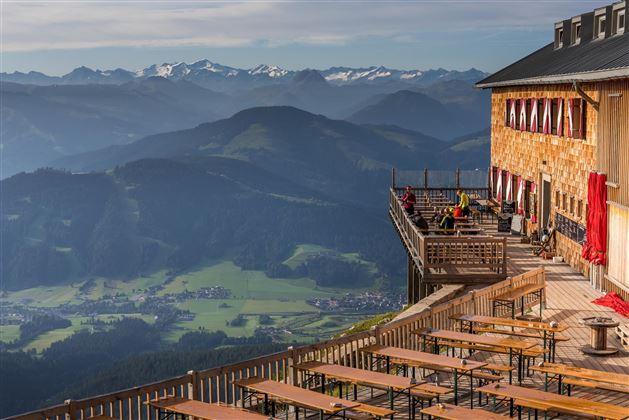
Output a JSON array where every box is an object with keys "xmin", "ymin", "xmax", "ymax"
[{"xmin": 401, "ymin": 185, "xmax": 417, "ymax": 215}]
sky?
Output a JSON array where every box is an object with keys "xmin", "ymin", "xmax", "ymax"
[{"xmin": 0, "ymin": 0, "xmax": 611, "ymax": 75}]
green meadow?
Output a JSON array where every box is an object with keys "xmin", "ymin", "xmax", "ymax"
[{"xmin": 1, "ymin": 244, "xmax": 382, "ymax": 351}]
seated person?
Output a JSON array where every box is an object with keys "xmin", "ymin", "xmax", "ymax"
[
  {"xmin": 439, "ymin": 208, "xmax": 455, "ymax": 233},
  {"xmin": 411, "ymin": 213, "xmax": 429, "ymax": 234}
]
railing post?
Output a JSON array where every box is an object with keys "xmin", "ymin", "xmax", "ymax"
[
  {"xmin": 372, "ymin": 325, "xmax": 382, "ymax": 345},
  {"xmin": 64, "ymin": 399, "xmax": 76, "ymax": 420},
  {"xmin": 187, "ymin": 370, "xmax": 200, "ymax": 401},
  {"xmin": 471, "ymin": 290, "xmax": 478, "ymax": 315},
  {"xmin": 391, "ymin": 167, "xmax": 396, "ymax": 188},
  {"xmin": 456, "ymin": 168, "xmax": 461, "ymax": 189},
  {"xmin": 424, "ymin": 168, "xmax": 428, "ymax": 189},
  {"xmin": 287, "ymin": 346, "xmax": 298, "ymax": 386}
]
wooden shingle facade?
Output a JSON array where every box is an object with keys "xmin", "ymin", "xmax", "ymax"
[{"xmin": 478, "ymin": 1, "xmax": 629, "ymax": 297}]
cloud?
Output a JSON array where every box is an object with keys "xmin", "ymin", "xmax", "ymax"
[{"xmin": 1, "ymin": 0, "xmax": 609, "ymax": 52}]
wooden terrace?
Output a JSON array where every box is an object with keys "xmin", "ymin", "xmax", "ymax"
[{"xmin": 388, "ymin": 185, "xmax": 507, "ymax": 304}]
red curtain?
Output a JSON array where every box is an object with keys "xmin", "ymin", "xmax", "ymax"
[{"xmin": 582, "ymin": 172, "xmax": 607, "ymax": 265}]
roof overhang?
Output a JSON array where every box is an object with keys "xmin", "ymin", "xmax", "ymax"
[{"xmin": 476, "ymin": 67, "xmax": 629, "ymax": 89}]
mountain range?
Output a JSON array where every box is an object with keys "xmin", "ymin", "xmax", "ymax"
[
  {"xmin": 1, "ymin": 64, "xmax": 489, "ymax": 177},
  {"xmin": 1, "ymin": 60, "xmax": 488, "ymax": 91}
]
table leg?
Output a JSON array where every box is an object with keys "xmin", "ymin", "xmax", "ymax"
[
  {"xmin": 353, "ymin": 384, "xmax": 357, "ymax": 400},
  {"xmin": 521, "ymin": 296, "xmax": 525, "ymax": 316},
  {"xmin": 321, "ymin": 374, "xmax": 326, "ymax": 394},
  {"xmin": 388, "ymin": 387, "xmax": 395, "ymax": 420},
  {"xmin": 470, "ymin": 370, "xmax": 474, "ymax": 409},
  {"xmin": 544, "ymin": 372, "xmax": 548, "ymax": 391},
  {"xmin": 453, "ymin": 368, "xmax": 458, "ymax": 405},
  {"xmin": 264, "ymin": 393, "xmax": 269, "ymax": 415},
  {"xmin": 543, "ymin": 331, "xmax": 547, "ymax": 362},
  {"xmin": 539, "ymin": 290, "xmax": 543, "ymax": 318},
  {"xmin": 386, "ymin": 356, "xmax": 391, "ymax": 374},
  {"xmin": 508, "ymin": 348, "xmax": 513, "ymax": 384},
  {"xmin": 518, "ymin": 351, "xmax": 523, "ymax": 385},
  {"xmin": 557, "ymin": 374, "xmax": 562, "ymax": 395},
  {"xmin": 511, "ymin": 302, "xmax": 515, "ymax": 320}
]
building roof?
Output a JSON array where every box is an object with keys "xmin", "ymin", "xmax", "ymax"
[{"xmin": 477, "ymin": 32, "xmax": 629, "ymax": 88}]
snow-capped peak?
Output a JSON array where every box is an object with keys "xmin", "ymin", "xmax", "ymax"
[{"xmin": 248, "ymin": 64, "xmax": 290, "ymax": 78}]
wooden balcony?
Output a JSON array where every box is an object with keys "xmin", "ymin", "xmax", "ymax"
[{"xmin": 389, "ymin": 187, "xmax": 507, "ymax": 304}]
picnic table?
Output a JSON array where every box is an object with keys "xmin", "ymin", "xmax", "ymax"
[
  {"xmin": 411, "ymin": 328, "xmax": 537, "ymax": 385},
  {"xmin": 530, "ymin": 362, "xmax": 629, "ymax": 396},
  {"xmin": 491, "ymin": 283, "xmax": 545, "ymax": 319},
  {"xmin": 296, "ymin": 361, "xmax": 424, "ymax": 419},
  {"xmin": 449, "ymin": 313, "xmax": 568, "ymax": 362},
  {"xmin": 146, "ymin": 397, "xmax": 276, "ymax": 420},
  {"xmin": 361, "ymin": 344, "xmax": 485, "ymax": 407},
  {"xmin": 477, "ymin": 383, "xmax": 629, "ymax": 420},
  {"xmin": 420, "ymin": 403, "xmax": 508, "ymax": 420},
  {"xmin": 235, "ymin": 377, "xmax": 392, "ymax": 419}
]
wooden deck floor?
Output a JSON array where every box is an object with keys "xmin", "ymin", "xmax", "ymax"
[{"xmin": 296, "ymin": 219, "xmax": 629, "ymax": 419}]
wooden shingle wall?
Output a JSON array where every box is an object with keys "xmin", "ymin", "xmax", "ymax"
[{"xmin": 490, "ymin": 84, "xmax": 599, "ymax": 276}]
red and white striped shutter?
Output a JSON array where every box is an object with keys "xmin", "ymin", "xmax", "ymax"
[
  {"xmin": 510, "ymin": 100, "xmax": 517, "ymax": 129},
  {"xmin": 567, "ymin": 98, "xmax": 574, "ymax": 137},
  {"xmin": 556, "ymin": 98, "xmax": 563, "ymax": 136},
  {"xmin": 530, "ymin": 98, "xmax": 538, "ymax": 132},
  {"xmin": 517, "ymin": 176, "xmax": 524, "ymax": 214},
  {"xmin": 542, "ymin": 98, "xmax": 551, "ymax": 134},
  {"xmin": 506, "ymin": 172, "xmax": 512, "ymax": 201},
  {"xmin": 496, "ymin": 170, "xmax": 503, "ymax": 202},
  {"xmin": 520, "ymin": 99, "xmax": 527, "ymax": 131}
]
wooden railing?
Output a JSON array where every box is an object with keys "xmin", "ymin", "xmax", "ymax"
[
  {"xmin": 389, "ymin": 188, "xmax": 507, "ymax": 281},
  {"xmin": 6, "ymin": 267, "xmax": 545, "ymax": 420}
]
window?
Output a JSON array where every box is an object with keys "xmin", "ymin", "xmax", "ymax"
[
  {"xmin": 577, "ymin": 199, "xmax": 583, "ymax": 219},
  {"xmin": 572, "ymin": 19, "xmax": 582, "ymax": 44},
  {"xmin": 505, "ymin": 99, "xmax": 510, "ymax": 126},
  {"xmin": 551, "ymin": 98, "xmax": 563, "ymax": 136},
  {"xmin": 613, "ymin": 6, "xmax": 625, "ymax": 35},
  {"xmin": 569, "ymin": 98, "xmax": 586, "ymax": 140},
  {"xmin": 562, "ymin": 193, "xmax": 567, "ymax": 211},
  {"xmin": 555, "ymin": 191, "xmax": 561, "ymax": 208},
  {"xmin": 569, "ymin": 196, "xmax": 575, "ymax": 215},
  {"xmin": 595, "ymin": 11, "xmax": 607, "ymax": 38},
  {"xmin": 554, "ymin": 23, "xmax": 564, "ymax": 48},
  {"xmin": 515, "ymin": 99, "xmax": 521, "ymax": 130},
  {"xmin": 537, "ymin": 99, "xmax": 545, "ymax": 133}
]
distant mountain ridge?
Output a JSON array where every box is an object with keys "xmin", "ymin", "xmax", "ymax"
[{"xmin": 2, "ymin": 60, "xmax": 488, "ymax": 91}]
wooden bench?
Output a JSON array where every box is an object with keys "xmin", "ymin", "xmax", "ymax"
[
  {"xmin": 562, "ymin": 377, "xmax": 629, "ymax": 395},
  {"xmin": 491, "ymin": 284, "xmax": 545, "ymax": 319},
  {"xmin": 473, "ymin": 327, "xmax": 569, "ymax": 342},
  {"xmin": 349, "ymin": 403, "xmax": 396, "ymax": 419},
  {"xmin": 480, "ymin": 363, "xmax": 516, "ymax": 374},
  {"xmin": 436, "ymin": 341, "xmax": 548, "ymax": 358},
  {"xmin": 420, "ymin": 403, "xmax": 508, "ymax": 419}
]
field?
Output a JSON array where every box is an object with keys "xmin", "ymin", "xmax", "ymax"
[{"xmin": 1, "ymin": 244, "xmax": 382, "ymax": 351}]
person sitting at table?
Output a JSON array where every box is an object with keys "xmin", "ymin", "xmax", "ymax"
[
  {"xmin": 439, "ymin": 208, "xmax": 455, "ymax": 233},
  {"xmin": 401, "ymin": 185, "xmax": 416, "ymax": 215},
  {"xmin": 411, "ymin": 212, "xmax": 429, "ymax": 234},
  {"xmin": 456, "ymin": 189, "xmax": 470, "ymax": 217}
]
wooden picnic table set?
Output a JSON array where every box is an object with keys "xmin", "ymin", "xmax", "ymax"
[{"xmin": 141, "ymin": 352, "xmax": 629, "ymax": 420}]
